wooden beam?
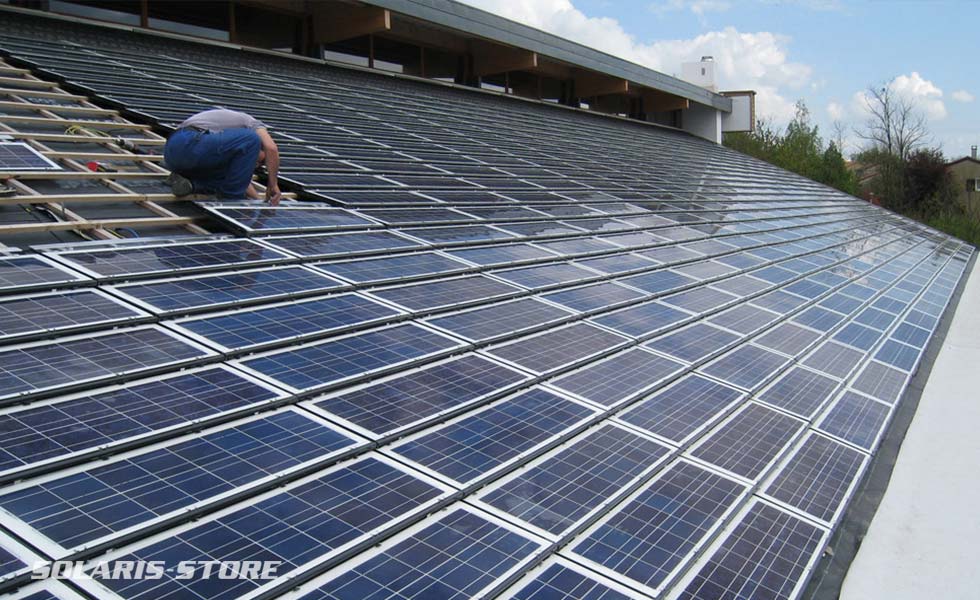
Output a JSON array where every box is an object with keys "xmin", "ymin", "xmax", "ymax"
[
  {"xmin": 0, "ymin": 100, "xmax": 117, "ymax": 115},
  {"xmin": 0, "ymin": 88, "xmax": 87, "ymax": 100},
  {"xmin": 471, "ymin": 42, "xmax": 537, "ymax": 77},
  {"xmin": 1, "ymin": 132, "xmax": 165, "ymax": 145},
  {"xmin": 574, "ymin": 72, "xmax": 629, "ymax": 98},
  {"xmin": 1, "ymin": 171, "xmax": 165, "ymax": 180},
  {"xmin": 42, "ymin": 151, "xmax": 164, "ymax": 161},
  {"xmin": 0, "ymin": 116, "xmax": 150, "ymax": 130},
  {"xmin": 0, "ymin": 67, "xmax": 30, "ymax": 76},
  {"xmin": 642, "ymin": 89, "xmax": 690, "ymax": 112},
  {"xmin": 313, "ymin": 4, "xmax": 390, "ymax": 44},
  {"xmin": 0, "ymin": 76, "xmax": 58, "ymax": 89},
  {"xmin": 0, "ymin": 217, "xmax": 200, "ymax": 235},
  {"xmin": 0, "ymin": 191, "xmax": 295, "ymax": 207}
]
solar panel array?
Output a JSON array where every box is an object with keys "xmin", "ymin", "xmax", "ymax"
[{"xmin": 0, "ymin": 13, "xmax": 973, "ymax": 600}]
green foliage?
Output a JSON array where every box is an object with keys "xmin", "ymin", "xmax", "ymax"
[{"xmin": 723, "ymin": 101, "xmax": 858, "ymax": 196}]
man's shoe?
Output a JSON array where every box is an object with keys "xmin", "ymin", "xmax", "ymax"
[{"xmin": 166, "ymin": 173, "xmax": 193, "ymax": 197}]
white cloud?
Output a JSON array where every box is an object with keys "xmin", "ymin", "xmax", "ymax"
[
  {"xmin": 952, "ymin": 90, "xmax": 975, "ymax": 103},
  {"xmin": 850, "ymin": 72, "xmax": 947, "ymax": 121},
  {"xmin": 459, "ymin": 0, "xmax": 812, "ymax": 123},
  {"xmin": 650, "ymin": 0, "xmax": 731, "ymax": 18},
  {"xmin": 827, "ymin": 101, "xmax": 844, "ymax": 120}
]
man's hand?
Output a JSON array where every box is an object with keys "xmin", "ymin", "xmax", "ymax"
[{"xmin": 265, "ymin": 183, "xmax": 282, "ymax": 206}]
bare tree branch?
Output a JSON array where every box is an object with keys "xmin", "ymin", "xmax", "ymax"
[{"xmin": 854, "ymin": 84, "xmax": 930, "ymax": 159}]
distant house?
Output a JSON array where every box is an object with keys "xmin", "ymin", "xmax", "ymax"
[
  {"xmin": 846, "ymin": 160, "xmax": 881, "ymax": 205},
  {"xmin": 946, "ymin": 147, "xmax": 980, "ymax": 212}
]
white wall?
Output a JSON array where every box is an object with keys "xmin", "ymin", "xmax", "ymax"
[{"xmin": 682, "ymin": 102, "xmax": 722, "ymax": 144}]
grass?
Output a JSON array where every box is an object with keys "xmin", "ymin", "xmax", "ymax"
[{"xmin": 922, "ymin": 211, "xmax": 980, "ymax": 247}]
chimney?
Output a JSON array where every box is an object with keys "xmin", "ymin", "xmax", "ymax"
[{"xmin": 973, "ymin": 145, "xmax": 978, "ymax": 159}]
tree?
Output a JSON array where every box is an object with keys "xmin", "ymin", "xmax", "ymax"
[{"xmin": 854, "ymin": 85, "xmax": 929, "ymax": 160}]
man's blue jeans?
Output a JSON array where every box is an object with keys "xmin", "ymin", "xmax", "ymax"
[{"xmin": 164, "ymin": 127, "xmax": 261, "ymax": 199}]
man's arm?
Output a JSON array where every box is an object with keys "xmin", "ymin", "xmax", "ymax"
[{"xmin": 256, "ymin": 128, "xmax": 281, "ymax": 206}]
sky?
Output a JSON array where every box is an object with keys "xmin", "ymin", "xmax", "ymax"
[{"xmin": 458, "ymin": 0, "xmax": 978, "ymax": 158}]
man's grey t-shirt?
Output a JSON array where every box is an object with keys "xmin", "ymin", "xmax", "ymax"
[{"xmin": 178, "ymin": 109, "xmax": 266, "ymax": 133}]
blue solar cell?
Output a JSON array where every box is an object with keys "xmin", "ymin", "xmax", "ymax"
[
  {"xmin": 371, "ymin": 275, "xmax": 521, "ymax": 310},
  {"xmin": 765, "ymin": 433, "xmax": 867, "ymax": 523},
  {"xmin": 757, "ymin": 367, "xmax": 838, "ymax": 418},
  {"xmin": 676, "ymin": 502, "xmax": 825, "ymax": 600},
  {"xmin": 565, "ymin": 218, "xmax": 632, "ymax": 232},
  {"xmin": 591, "ymin": 300, "xmax": 688, "ymax": 338},
  {"xmin": 392, "ymin": 387, "xmax": 595, "ymax": 484},
  {"xmin": 0, "ymin": 367, "xmax": 283, "ymax": 475},
  {"xmin": 874, "ymin": 339, "xmax": 920, "ymax": 371},
  {"xmin": 620, "ymin": 270, "xmax": 696, "ymax": 294},
  {"xmin": 110, "ymin": 266, "xmax": 342, "ymax": 314},
  {"xmin": 850, "ymin": 361, "xmax": 907, "ymax": 404},
  {"xmin": 310, "ymin": 354, "xmax": 527, "ymax": 436},
  {"xmin": 538, "ymin": 238, "xmax": 620, "ymax": 256},
  {"xmin": 480, "ymin": 424, "xmax": 669, "ymax": 535},
  {"xmin": 0, "ymin": 255, "xmax": 86, "ymax": 293},
  {"xmin": 91, "ymin": 457, "xmax": 445, "ymax": 600},
  {"xmin": 261, "ymin": 231, "xmax": 423, "ymax": 258},
  {"xmin": 508, "ymin": 562, "xmax": 633, "ymax": 600},
  {"xmin": 617, "ymin": 375, "xmax": 743, "ymax": 443},
  {"xmin": 571, "ymin": 461, "xmax": 745, "ymax": 592},
  {"xmin": 360, "ymin": 208, "xmax": 471, "ymax": 224},
  {"xmin": 820, "ymin": 293, "xmax": 863, "ymax": 314},
  {"xmin": 578, "ymin": 253, "xmax": 655, "ymax": 274},
  {"xmin": 405, "ymin": 225, "xmax": 515, "ymax": 244},
  {"xmin": 891, "ymin": 322, "xmax": 930, "ymax": 348},
  {"xmin": 674, "ymin": 260, "xmax": 736, "ymax": 280},
  {"xmin": 174, "ymin": 293, "xmax": 399, "ymax": 351},
  {"xmin": 493, "ymin": 263, "xmax": 597, "ymax": 289},
  {"xmin": 498, "ymin": 222, "xmax": 585, "ymax": 237},
  {"xmin": 0, "ymin": 290, "xmax": 143, "ymax": 343},
  {"xmin": 0, "ymin": 327, "xmax": 211, "ymax": 402},
  {"xmin": 701, "ymin": 344, "xmax": 791, "ymax": 390},
  {"xmin": 550, "ymin": 348, "xmax": 684, "ymax": 407},
  {"xmin": 487, "ymin": 323, "xmax": 626, "ymax": 374},
  {"xmin": 708, "ymin": 303, "xmax": 778, "ymax": 334},
  {"xmin": 750, "ymin": 289, "xmax": 808, "ymax": 314},
  {"xmin": 426, "ymin": 298, "xmax": 571, "ymax": 342},
  {"xmin": 295, "ymin": 509, "xmax": 541, "ymax": 600},
  {"xmin": 802, "ymin": 341, "xmax": 865, "ymax": 379},
  {"xmin": 793, "ymin": 306, "xmax": 845, "ymax": 332},
  {"xmin": 313, "ymin": 252, "xmax": 470, "ymax": 283},
  {"xmin": 833, "ymin": 322, "xmax": 884, "ymax": 350},
  {"xmin": 542, "ymin": 282, "xmax": 645, "ymax": 313},
  {"xmin": 785, "ymin": 279, "xmax": 830, "ymax": 299},
  {"xmin": 52, "ymin": 240, "xmax": 289, "ymax": 278},
  {"xmin": 819, "ymin": 391, "xmax": 891, "ymax": 450},
  {"xmin": 0, "ymin": 534, "xmax": 30, "ymax": 580},
  {"xmin": 646, "ymin": 323, "xmax": 740, "ymax": 363},
  {"xmin": 691, "ymin": 402, "xmax": 804, "ymax": 480},
  {"xmin": 448, "ymin": 243, "xmax": 556, "ymax": 266},
  {"xmin": 239, "ymin": 323, "xmax": 460, "ymax": 393},
  {"xmin": 636, "ymin": 246, "xmax": 701, "ymax": 264},
  {"xmin": 207, "ymin": 206, "xmax": 374, "ymax": 232},
  {"xmin": 0, "ymin": 410, "xmax": 356, "ymax": 550}
]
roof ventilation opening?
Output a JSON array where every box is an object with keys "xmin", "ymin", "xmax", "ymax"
[{"xmin": 972, "ymin": 145, "xmax": 977, "ymax": 159}]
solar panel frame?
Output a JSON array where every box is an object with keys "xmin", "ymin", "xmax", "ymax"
[
  {"xmin": 545, "ymin": 347, "xmax": 686, "ymax": 409},
  {"xmin": 0, "ymin": 288, "xmax": 150, "ymax": 345},
  {"xmin": 195, "ymin": 203, "xmax": 379, "ymax": 234},
  {"xmin": 0, "ymin": 141, "xmax": 62, "ymax": 171},
  {"xmin": 816, "ymin": 389, "xmax": 893, "ymax": 451},
  {"xmin": 71, "ymin": 453, "xmax": 455, "ymax": 600},
  {"xmin": 231, "ymin": 321, "xmax": 465, "ymax": 395},
  {"xmin": 365, "ymin": 274, "xmax": 524, "ymax": 313},
  {"xmin": 274, "ymin": 504, "xmax": 547, "ymax": 600},
  {"xmin": 0, "ymin": 325, "xmax": 218, "ymax": 405},
  {"xmin": 257, "ymin": 230, "xmax": 426, "ymax": 260},
  {"xmin": 0, "ymin": 254, "xmax": 90, "ymax": 295},
  {"xmin": 0, "ymin": 406, "xmax": 367, "ymax": 557},
  {"xmin": 422, "ymin": 297, "xmax": 574, "ymax": 343},
  {"xmin": 483, "ymin": 321, "xmax": 631, "ymax": 376},
  {"xmin": 165, "ymin": 291, "xmax": 404, "ymax": 353},
  {"xmin": 472, "ymin": 422, "xmax": 673, "ymax": 542},
  {"xmin": 0, "ymin": 528, "xmax": 42, "ymax": 585},
  {"xmin": 566, "ymin": 458, "xmax": 749, "ymax": 598},
  {"xmin": 309, "ymin": 250, "xmax": 474, "ymax": 285},
  {"xmin": 103, "ymin": 265, "xmax": 346, "ymax": 316},
  {"xmin": 497, "ymin": 556, "xmax": 640, "ymax": 600}
]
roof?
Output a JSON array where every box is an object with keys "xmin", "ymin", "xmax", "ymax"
[
  {"xmin": 0, "ymin": 9, "xmax": 973, "ymax": 600},
  {"xmin": 946, "ymin": 155, "xmax": 980, "ymax": 168}
]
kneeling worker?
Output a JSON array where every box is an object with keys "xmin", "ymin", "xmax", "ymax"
[{"xmin": 164, "ymin": 108, "xmax": 282, "ymax": 205}]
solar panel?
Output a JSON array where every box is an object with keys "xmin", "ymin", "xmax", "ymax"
[
  {"xmin": 620, "ymin": 269, "xmax": 696, "ymax": 295},
  {"xmin": 616, "ymin": 374, "xmax": 744, "ymax": 444},
  {"xmin": 850, "ymin": 360, "xmax": 908, "ymax": 404},
  {"xmin": 198, "ymin": 204, "xmax": 375, "ymax": 233},
  {"xmin": 0, "ymin": 529, "xmax": 40, "ymax": 583},
  {"xmin": 389, "ymin": 386, "xmax": 595, "ymax": 486},
  {"xmin": 259, "ymin": 230, "xmax": 423, "ymax": 258},
  {"xmin": 708, "ymin": 303, "xmax": 779, "ymax": 334},
  {"xmin": 537, "ymin": 237, "xmax": 620, "ymax": 255},
  {"xmin": 700, "ymin": 343, "xmax": 791, "ymax": 391},
  {"xmin": 424, "ymin": 298, "xmax": 572, "ymax": 342},
  {"xmin": 817, "ymin": 390, "xmax": 891, "ymax": 450},
  {"xmin": 646, "ymin": 323, "xmax": 740, "ymax": 364},
  {"xmin": 763, "ymin": 432, "xmax": 868, "ymax": 524},
  {"xmin": 542, "ymin": 282, "xmax": 645, "ymax": 313},
  {"xmin": 0, "ymin": 142, "xmax": 62, "ymax": 171},
  {"xmin": 486, "ymin": 322, "xmax": 627, "ymax": 375},
  {"xmin": 0, "ymin": 254, "xmax": 88, "ymax": 294},
  {"xmin": 0, "ymin": 289, "xmax": 147, "ymax": 344},
  {"xmin": 492, "ymin": 262, "xmax": 598, "ymax": 290},
  {"xmin": 874, "ymin": 339, "xmax": 921, "ymax": 371},
  {"xmin": 304, "ymin": 354, "xmax": 529, "ymax": 438},
  {"xmin": 757, "ymin": 366, "xmax": 839, "ymax": 418},
  {"xmin": 589, "ymin": 300, "xmax": 687, "ymax": 339},
  {"xmin": 286, "ymin": 506, "xmax": 544, "ymax": 600},
  {"xmin": 0, "ymin": 326, "xmax": 214, "ymax": 404},
  {"xmin": 0, "ymin": 408, "xmax": 361, "ymax": 554},
  {"xmin": 568, "ymin": 460, "xmax": 747, "ymax": 596},
  {"xmin": 672, "ymin": 500, "xmax": 826, "ymax": 600},
  {"xmin": 476, "ymin": 423, "xmax": 670, "ymax": 538},
  {"xmin": 688, "ymin": 402, "xmax": 805, "ymax": 481},
  {"xmin": 106, "ymin": 265, "xmax": 343, "ymax": 315},
  {"xmin": 501, "ymin": 558, "xmax": 636, "ymax": 600},
  {"xmin": 312, "ymin": 251, "xmax": 471, "ymax": 284},
  {"xmin": 548, "ymin": 347, "xmax": 685, "ymax": 408},
  {"xmin": 402, "ymin": 224, "xmax": 515, "ymax": 244},
  {"xmin": 802, "ymin": 340, "xmax": 866, "ymax": 379},
  {"xmin": 169, "ymin": 292, "xmax": 401, "ymax": 352},
  {"xmin": 448, "ymin": 243, "xmax": 558, "ymax": 266},
  {"xmin": 369, "ymin": 275, "xmax": 521, "ymax": 311},
  {"xmin": 0, "ymin": 366, "xmax": 286, "ymax": 478},
  {"xmin": 236, "ymin": 323, "xmax": 462, "ymax": 394},
  {"xmin": 49, "ymin": 240, "xmax": 290, "ymax": 279},
  {"xmin": 577, "ymin": 253, "xmax": 656, "ymax": 274}
]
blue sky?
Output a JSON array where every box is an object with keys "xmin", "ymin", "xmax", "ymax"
[{"xmin": 461, "ymin": 0, "xmax": 978, "ymax": 158}]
